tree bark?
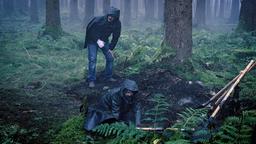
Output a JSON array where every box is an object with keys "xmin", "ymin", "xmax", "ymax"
[
  {"xmin": 195, "ymin": 0, "xmax": 206, "ymax": 27},
  {"xmin": 123, "ymin": 0, "xmax": 131, "ymax": 26},
  {"xmin": 238, "ymin": 0, "xmax": 256, "ymax": 33},
  {"xmin": 84, "ymin": 0, "xmax": 95, "ymax": 25},
  {"xmin": 164, "ymin": 0, "xmax": 192, "ymax": 63},
  {"xmin": 144, "ymin": 0, "xmax": 155, "ymax": 21},
  {"xmin": 45, "ymin": 0, "xmax": 62, "ymax": 38},
  {"xmin": 229, "ymin": 0, "xmax": 240, "ymax": 24},
  {"xmin": 30, "ymin": 0, "xmax": 39, "ymax": 23},
  {"xmin": 70, "ymin": 0, "xmax": 80, "ymax": 21},
  {"xmin": 103, "ymin": 0, "xmax": 110, "ymax": 15}
]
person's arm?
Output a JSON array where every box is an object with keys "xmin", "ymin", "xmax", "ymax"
[
  {"xmin": 134, "ymin": 103, "xmax": 141, "ymax": 126},
  {"xmin": 109, "ymin": 21, "xmax": 121, "ymax": 50},
  {"xmin": 111, "ymin": 95, "xmax": 121, "ymax": 119}
]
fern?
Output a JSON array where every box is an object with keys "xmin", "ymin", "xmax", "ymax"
[
  {"xmin": 92, "ymin": 122, "xmax": 150, "ymax": 144},
  {"xmin": 143, "ymin": 93, "xmax": 170, "ymax": 128},
  {"xmin": 166, "ymin": 108, "xmax": 208, "ymax": 142},
  {"xmin": 213, "ymin": 110, "xmax": 256, "ymax": 144},
  {"xmin": 172, "ymin": 108, "xmax": 208, "ymax": 129}
]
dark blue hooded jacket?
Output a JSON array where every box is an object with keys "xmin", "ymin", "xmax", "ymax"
[
  {"xmin": 84, "ymin": 7, "xmax": 121, "ymax": 50},
  {"xmin": 84, "ymin": 79, "xmax": 141, "ymax": 131}
]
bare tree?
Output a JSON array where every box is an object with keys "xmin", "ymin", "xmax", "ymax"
[
  {"xmin": 238, "ymin": 0, "xmax": 256, "ymax": 34},
  {"xmin": 103, "ymin": 0, "xmax": 110, "ymax": 14},
  {"xmin": 84, "ymin": 0, "xmax": 95, "ymax": 25},
  {"xmin": 145, "ymin": 0, "xmax": 155, "ymax": 21},
  {"xmin": 229, "ymin": 0, "xmax": 240, "ymax": 24},
  {"xmin": 158, "ymin": 0, "xmax": 164, "ymax": 21},
  {"xmin": 30, "ymin": 0, "xmax": 39, "ymax": 23},
  {"xmin": 123, "ymin": 0, "xmax": 131, "ymax": 26},
  {"xmin": 132, "ymin": 0, "xmax": 138, "ymax": 19},
  {"xmin": 70, "ymin": 0, "xmax": 80, "ymax": 21},
  {"xmin": 45, "ymin": 0, "xmax": 62, "ymax": 38},
  {"xmin": 195, "ymin": 0, "xmax": 206, "ymax": 26},
  {"xmin": 164, "ymin": 0, "xmax": 192, "ymax": 63}
]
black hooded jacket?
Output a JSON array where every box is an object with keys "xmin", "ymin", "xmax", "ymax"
[
  {"xmin": 84, "ymin": 79, "xmax": 141, "ymax": 131},
  {"xmin": 84, "ymin": 7, "xmax": 121, "ymax": 50}
]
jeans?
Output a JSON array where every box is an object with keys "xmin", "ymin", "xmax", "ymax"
[{"xmin": 87, "ymin": 43, "xmax": 114, "ymax": 82}]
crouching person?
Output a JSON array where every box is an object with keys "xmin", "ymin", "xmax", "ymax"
[{"xmin": 84, "ymin": 79, "xmax": 141, "ymax": 131}]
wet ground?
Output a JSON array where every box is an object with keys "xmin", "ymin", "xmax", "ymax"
[{"xmin": 0, "ymin": 68, "xmax": 211, "ymax": 142}]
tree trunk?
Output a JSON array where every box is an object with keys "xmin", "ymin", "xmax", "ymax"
[
  {"xmin": 84, "ymin": 0, "xmax": 95, "ymax": 25},
  {"xmin": 237, "ymin": 0, "xmax": 256, "ymax": 34},
  {"xmin": 15, "ymin": 0, "xmax": 29, "ymax": 15},
  {"xmin": 45, "ymin": 0, "xmax": 62, "ymax": 38},
  {"xmin": 123, "ymin": 0, "xmax": 131, "ymax": 26},
  {"xmin": 229, "ymin": 0, "xmax": 240, "ymax": 24},
  {"xmin": 132, "ymin": 0, "xmax": 138, "ymax": 19},
  {"xmin": 3, "ymin": 0, "xmax": 15, "ymax": 17},
  {"xmin": 70, "ymin": 0, "xmax": 80, "ymax": 21},
  {"xmin": 206, "ymin": 0, "xmax": 211, "ymax": 23},
  {"xmin": 195, "ymin": 0, "xmax": 206, "ymax": 27},
  {"xmin": 30, "ymin": 0, "xmax": 39, "ymax": 23},
  {"xmin": 158, "ymin": 0, "xmax": 164, "ymax": 21},
  {"xmin": 164, "ymin": 0, "xmax": 192, "ymax": 63},
  {"xmin": 62, "ymin": 0, "xmax": 68, "ymax": 9},
  {"xmin": 103, "ymin": 0, "xmax": 110, "ymax": 15},
  {"xmin": 39, "ymin": 0, "xmax": 46, "ymax": 17},
  {"xmin": 219, "ymin": 0, "xmax": 225, "ymax": 18},
  {"xmin": 145, "ymin": 0, "xmax": 154, "ymax": 21},
  {"xmin": 214, "ymin": 0, "xmax": 219, "ymax": 18}
]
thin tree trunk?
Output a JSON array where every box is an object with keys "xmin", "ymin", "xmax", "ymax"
[
  {"xmin": 237, "ymin": 0, "xmax": 256, "ymax": 34},
  {"xmin": 229, "ymin": 0, "xmax": 240, "ymax": 24},
  {"xmin": 164, "ymin": 0, "xmax": 192, "ymax": 63},
  {"xmin": 132, "ymin": 0, "xmax": 138, "ymax": 19},
  {"xmin": 45, "ymin": 0, "xmax": 62, "ymax": 38},
  {"xmin": 195, "ymin": 0, "xmax": 206, "ymax": 27},
  {"xmin": 219, "ymin": 0, "xmax": 225, "ymax": 18},
  {"xmin": 158, "ymin": 0, "xmax": 164, "ymax": 21},
  {"xmin": 145, "ymin": 0, "xmax": 154, "ymax": 21},
  {"xmin": 214, "ymin": 0, "xmax": 219, "ymax": 18},
  {"xmin": 84, "ymin": 0, "xmax": 95, "ymax": 25},
  {"xmin": 70, "ymin": 0, "xmax": 80, "ymax": 21},
  {"xmin": 103, "ymin": 0, "xmax": 110, "ymax": 15},
  {"xmin": 123, "ymin": 0, "xmax": 131, "ymax": 26},
  {"xmin": 30, "ymin": 0, "xmax": 39, "ymax": 23}
]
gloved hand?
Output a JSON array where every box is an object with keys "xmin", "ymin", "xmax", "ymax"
[{"xmin": 97, "ymin": 39, "xmax": 105, "ymax": 48}]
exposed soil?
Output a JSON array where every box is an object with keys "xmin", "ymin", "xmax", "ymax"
[{"xmin": 1, "ymin": 67, "xmax": 211, "ymax": 142}]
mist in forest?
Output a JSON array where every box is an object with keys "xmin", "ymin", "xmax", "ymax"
[{"xmin": 0, "ymin": 0, "xmax": 241, "ymax": 33}]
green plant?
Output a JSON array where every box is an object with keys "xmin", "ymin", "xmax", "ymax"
[
  {"xmin": 143, "ymin": 93, "xmax": 170, "ymax": 128},
  {"xmin": 0, "ymin": 124, "xmax": 39, "ymax": 144},
  {"xmin": 166, "ymin": 108, "xmax": 208, "ymax": 142},
  {"xmin": 93, "ymin": 122, "xmax": 150, "ymax": 144},
  {"xmin": 213, "ymin": 110, "xmax": 256, "ymax": 144},
  {"xmin": 52, "ymin": 115, "xmax": 85, "ymax": 144}
]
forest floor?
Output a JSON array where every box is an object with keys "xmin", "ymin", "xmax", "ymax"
[{"xmin": 0, "ymin": 66, "xmax": 210, "ymax": 143}]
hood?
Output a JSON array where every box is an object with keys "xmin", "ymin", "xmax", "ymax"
[
  {"xmin": 122, "ymin": 79, "xmax": 139, "ymax": 92},
  {"xmin": 106, "ymin": 7, "xmax": 120, "ymax": 20}
]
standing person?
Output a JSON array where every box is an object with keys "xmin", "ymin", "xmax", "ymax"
[
  {"xmin": 84, "ymin": 7, "xmax": 121, "ymax": 88},
  {"xmin": 84, "ymin": 79, "xmax": 141, "ymax": 131}
]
